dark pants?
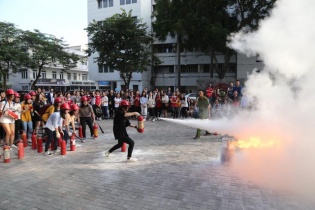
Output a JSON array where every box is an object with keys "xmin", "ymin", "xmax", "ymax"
[
  {"xmin": 148, "ymin": 107, "xmax": 155, "ymax": 118},
  {"xmin": 80, "ymin": 117, "xmax": 93, "ymax": 138},
  {"xmin": 102, "ymin": 106, "xmax": 108, "ymax": 119},
  {"xmin": 155, "ymin": 107, "xmax": 162, "ymax": 118},
  {"xmin": 173, "ymin": 107, "xmax": 180, "ymax": 119},
  {"xmin": 181, "ymin": 107, "xmax": 188, "ymax": 118},
  {"xmin": 109, "ymin": 136, "xmax": 135, "ymax": 158},
  {"xmin": 15, "ymin": 119, "xmax": 21, "ymax": 142},
  {"xmin": 134, "ymin": 106, "xmax": 141, "ymax": 113},
  {"xmin": 45, "ymin": 128, "xmax": 58, "ymax": 152},
  {"xmin": 62, "ymin": 129, "xmax": 69, "ymax": 144},
  {"xmin": 109, "ymin": 105, "xmax": 114, "ymax": 118}
]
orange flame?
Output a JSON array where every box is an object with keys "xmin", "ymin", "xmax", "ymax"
[{"xmin": 233, "ymin": 137, "xmax": 281, "ymax": 149}]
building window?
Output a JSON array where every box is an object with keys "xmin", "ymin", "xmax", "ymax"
[
  {"xmin": 109, "ymin": 0, "xmax": 113, "ymax": 7},
  {"xmin": 21, "ymin": 71, "xmax": 28, "ymax": 79},
  {"xmin": 97, "ymin": 0, "xmax": 102, "ymax": 8},
  {"xmin": 41, "ymin": 71, "xmax": 46, "ymax": 79},
  {"xmin": 73, "ymin": 73, "xmax": 77, "ymax": 80},
  {"xmin": 132, "ymin": 0, "xmax": 137, "ymax": 3},
  {"xmin": 104, "ymin": 65, "xmax": 109, "ymax": 73},
  {"xmin": 82, "ymin": 74, "xmax": 88, "ymax": 81},
  {"xmin": 67, "ymin": 73, "xmax": 71, "ymax": 80},
  {"xmin": 52, "ymin": 71, "xmax": 57, "ymax": 79},
  {"xmin": 103, "ymin": 0, "xmax": 108, "ymax": 8},
  {"xmin": 126, "ymin": 0, "xmax": 131, "ymax": 4},
  {"xmin": 120, "ymin": 0, "xmax": 125, "ymax": 5},
  {"xmin": 22, "ymin": 85, "xmax": 29, "ymax": 91},
  {"xmin": 60, "ymin": 72, "xmax": 63, "ymax": 79},
  {"xmin": 33, "ymin": 70, "xmax": 37, "ymax": 79},
  {"xmin": 181, "ymin": 65, "xmax": 198, "ymax": 73},
  {"xmin": 98, "ymin": 64, "xmax": 104, "ymax": 73}
]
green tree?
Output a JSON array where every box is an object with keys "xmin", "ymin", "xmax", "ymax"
[
  {"xmin": 229, "ymin": 0, "xmax": 277, "ymax": 32},
  {"xmin": 187, "ymin": 0, "xmax": 276, "ymax": 80},
  {"xmin": 0, "ymin": 22, "xmax": 30, "ymax": 89},
  {"xmin": 85, "ymin": 10, "xmax": 153, "ymax": 89},
  {"xmin": 22, "ymin": 29, "xmax": 79, "ymax": 89},
  {"xmin": 153, "ymin": 0, "xmax": 191, "ymax": 91}
]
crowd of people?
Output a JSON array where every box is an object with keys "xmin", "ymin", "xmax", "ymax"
[{"xmin": 0, "ymin": 80, "xmax": 252, "ymax": 154}]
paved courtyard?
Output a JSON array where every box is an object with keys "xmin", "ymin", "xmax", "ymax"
[{"xmin": 0, "ymin": 119, "xmax": 314, "ymax": 210}]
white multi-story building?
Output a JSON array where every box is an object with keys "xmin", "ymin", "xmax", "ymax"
[
  {"xmin": 88, "ymin": 0, "xmax": 263, "ymax": 92},
  {"xmin": 6, "ymin": 45, "xmax": 96, "ymax": 92}
]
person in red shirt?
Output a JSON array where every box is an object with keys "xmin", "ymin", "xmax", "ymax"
[
  {"xmin": 155, "ymin": 92, "xmax": 162, "ymax": 120},
  {"xmin": 133, "ymin": 90, "xmax": 141, "ymax": 114},
  {"xmin": 93, "ymin": 90, "xmax": 103, "ymax": 120},
  {"xmin": 170, "ymin": 92, "xmax": 180, "ymax": 119},
  {"xmin": 205, "ymin": 84, "xmax": 213, "ymax": 104}
]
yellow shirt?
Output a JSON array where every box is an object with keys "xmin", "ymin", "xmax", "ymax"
[
  {"xmin": 21, "ymin": 103, "xmax": 33, "ymax": 122},
  {"xmin": 41, "ymin": 105, "xmax": 55, "ymax": 122}
]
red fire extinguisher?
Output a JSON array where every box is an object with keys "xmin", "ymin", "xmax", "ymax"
[
  {"xmin": 70, "ymin": 134, "xmax": 76, "ymax": 151},
  {"xmin": 61, "ymin": 140, "xmax": 67, "ymax": 155},
  {"xmin": 18, "ymin": 140, "xmax": 24, "ymax": 159},
  {"xmin": 3, "ymin": 145, "xmax": 10, "ymax": 163},
  {"xmin": 137, "ymin": 116, "xmax": 144, "ymax": 133},
  {"xmin": 121, "ymin": 142, "xmax": 126, "ymax": 152},
  {"xmin": 79, "ymin": 125, "xmax": 83, "ymax": 138},
  {"xmin": 37, "ymin": 137, "xmax": 43, "ymax": 153},
  {"xmin": 22, "ymin": 131, "xmax": 27, "ymax": 147},
  {"xmin": 31, "ymin": 132, "xmax": 37, "ymax": 150},
  {"xmin": 93, "ymin": 123, "xmax": 98, "ymax": 139}
]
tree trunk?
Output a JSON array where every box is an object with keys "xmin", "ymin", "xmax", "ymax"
[
  {"xmin": 31, "ymin": 65, "xmax": 44, "ymax": 90},
  {"xmin": 3, "ymin": 72, "xmax": 7, "ymax": 90},
  {"xmin": 176, "ymin": 35, "xmax": 181, "ymax": 90},
  {"xmin": 210, "ymin": 50, "xmax": 214, "ymax": 78}
]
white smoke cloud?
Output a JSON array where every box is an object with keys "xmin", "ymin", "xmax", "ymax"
[
  {"xmin": 164, "ymin": 0, "xmax": 315, "ymax": 200},
  {"xmin": 227, "ymin": 0, "xmax": 315, "ymax": 198}
]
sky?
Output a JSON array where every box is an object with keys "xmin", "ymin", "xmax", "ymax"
[{"xmin": 0, "ymin": 0, "xmax": 87, "ymax": 46}]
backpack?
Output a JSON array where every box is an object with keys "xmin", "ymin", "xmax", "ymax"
[{"xmin": 38, "ymin": 104, "xmax": 52, "ymax": 116}]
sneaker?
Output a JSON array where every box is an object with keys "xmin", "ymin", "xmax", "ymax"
[
  {"xmin": 152, "ymin": 118, "xmax": 156, "ymax": 122},
  {"xmin": 54, "ymin": 149, "xmax": 61, "ymax": 154},
  {"xmin": 27, "ymin": 138, "xmax": 32, "ymax": 143},
  {"xmin": 126, "ymin": 157, "xmax": 138, "ymax": 162},
  {"xmin": 43, "ymin": 151, "xmax": 53, "ymax": 156},
  {"xmin": 193, "ymin": 136, "xmax": 200, "ymax": 139},
  {"xmin": 104, "ymin": 151, "xmax": 110, "ymax": 157},
  {"xmin": 11, "ymin": 144, "xmax": 17, "ymax": 149},
  {"xmin": 81, "ymin": 138, "xmax": 86, "ymax": 143}
]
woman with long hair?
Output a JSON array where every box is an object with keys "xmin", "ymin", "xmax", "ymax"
[
  {"xmin": 133, "ymin": 90, "xmax": 141, "ymax": 114},
  {"xmin": 155, "ymin": 92, "xmax": 162, "ymax": 120},
  {"xmin": 0, "ymin": 89, "xmax": 19, "ymax": 148},
  {"xmin": 14, "ymin": 92, "xmax": 22, "ymax": 144},
  {"xmin": 21, "ymin": 94, "xmax": 33, "ymax": 142},
  {"xmin": 161, "ymin": 91, "xmax": 169, "ymax": 118},
  {"xmin": 41, "ymin": 97, "xmax": 62, "ymax": 123},
  {"xmin": 32, "ymin": 94, "xmax": 45, "ymax": 134},
  {"xmin": 140, "ymin": 91, "xmax": 148, "ymax": 120},
  {"xmin": 147, "ymin": 91, "xmax": 156, "ymax": 121}
]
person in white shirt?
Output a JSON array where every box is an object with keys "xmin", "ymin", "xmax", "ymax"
[
  {"xmin": 43, "ymin": 103, "xmax": 71, "ymax": 156},
  {"xmin": 114, "ymin": 93, "xmax": 122, "ymax": 117},
  {"xmin": 101, "ymin": 91, "xmax": 109, "ymax": 119},
  {"xmin": 0, "ymin": 89, "xmax": 19, "ymax": 148},
  {"xmin": 161, "ymin": 92, "xmax": 169, "ymax": 118}
]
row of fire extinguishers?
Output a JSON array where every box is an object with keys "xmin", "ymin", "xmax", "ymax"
[{"xmin": 0, "ymin": 116, "xmax": 145, "ymax": 163}]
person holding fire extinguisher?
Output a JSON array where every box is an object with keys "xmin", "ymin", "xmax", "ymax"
[
  {"xmin": 104, "ymin": 100, "xmax": 140, "ymax": 162},
  {"xmin": 43, "ymin": 103, "xmax": 71, "ymax": 156},
  {"xmin": 0, "ymin": 89, "xmax": 19, "ymax": 148}
]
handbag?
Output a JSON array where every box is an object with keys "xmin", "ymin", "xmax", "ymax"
[{"xmin": 0, "ymin": 101, "xmax": 7, "ymax": 118}]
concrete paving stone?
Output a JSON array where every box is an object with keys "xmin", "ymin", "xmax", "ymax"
[{"xmin": 1, "ymin": 120, "xmax": 315, "ymax": 210}]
